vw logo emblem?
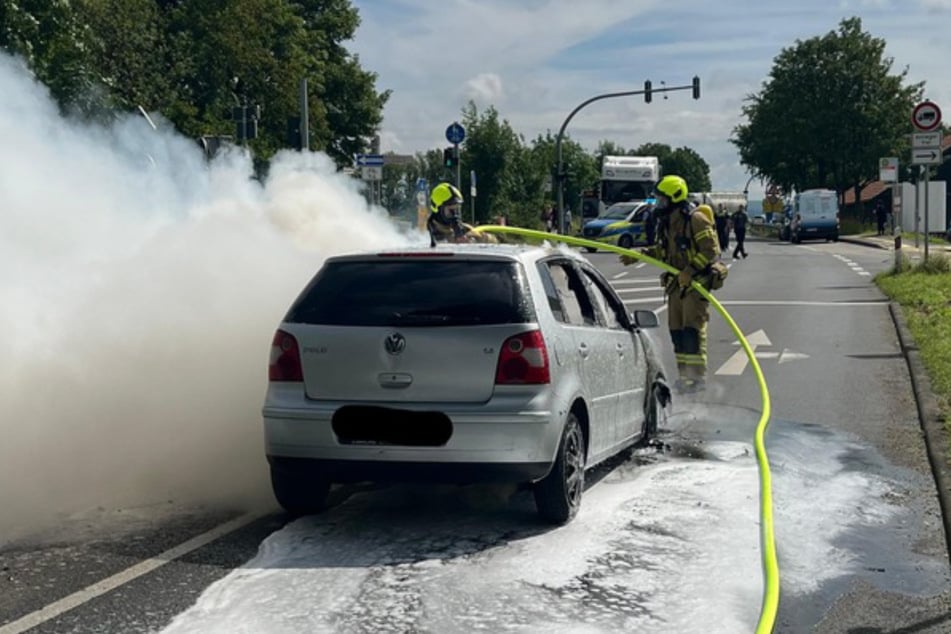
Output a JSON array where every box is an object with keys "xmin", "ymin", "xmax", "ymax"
[{"xmin": 384, "ymin": 333, "xmax": 406, "ymax": 355}]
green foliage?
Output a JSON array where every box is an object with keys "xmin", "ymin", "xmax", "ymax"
[
  {"xmin": 731, "ymin": 17, "xmax": 923, "ymax": 195},
  {"xmin": 877, "ymin": 269, "xmax": 951, "ymax": 430},
  {"xmin": 0, "ymin": 0, "xmax": 388, "ymax": 165}
]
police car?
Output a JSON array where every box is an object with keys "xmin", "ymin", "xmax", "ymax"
[{"xmin": 580, "ymin": 200, "xmax": 655, "ymax": 252}]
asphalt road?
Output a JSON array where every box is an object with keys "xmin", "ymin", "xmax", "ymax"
[{"xmin": 1, "ymin": 235, "xmax": 949, "ymax": 633}]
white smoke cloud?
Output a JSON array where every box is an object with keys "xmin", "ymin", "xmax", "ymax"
[{"xmin": 0, "ymin": 52, "xmax": 417, "ymax": 544}]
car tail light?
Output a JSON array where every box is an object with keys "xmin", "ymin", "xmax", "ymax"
[
  {"xmin": 269, "ymin": 329, "xmax": 303, "ymax": 382},
  {"xmin": 495, "ymin": 330, "xmax": 550, "ymax": 384}
]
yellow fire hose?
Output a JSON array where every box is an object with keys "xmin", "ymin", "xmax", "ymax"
[{"xmin": 474, "ymin": 225, "xmax": 779, "ymax": 633}]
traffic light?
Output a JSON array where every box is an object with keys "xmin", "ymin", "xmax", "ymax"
[
  {"xmin": 644, "ymin": 80, "xmax": 652, "ymax": 103},
  {"xmin": 443, "ymin": 146, "xmax": 457, "ymax": 168},
  {"xmin": 692, "ymin": 76, "xmax": 701, "ymax": 100}
]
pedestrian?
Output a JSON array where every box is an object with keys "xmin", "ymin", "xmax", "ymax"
[
  {"xmin": 619, "ymin": 175, "xmax": 727, "ymax": 393},
  {"xmin": 564, "ymin": 208, "xmax": 573, "ymax": 234},
  {"xmin": 732, "ymin": 204, "xmax": 749, "ymax": 259},
  {"xmin": 874, "ymin": 199, "xmax": 888, "ymax": 236},
  {"xmin": 715, "ymin": 203, "xmax": 730, "ymax": 252}
]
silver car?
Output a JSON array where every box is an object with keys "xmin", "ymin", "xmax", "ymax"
[{"xmin": 263, "ymin": 243, "xmax": 670, "ymax": 524}]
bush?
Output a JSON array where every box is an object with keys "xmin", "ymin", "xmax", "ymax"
[{"xmin": 915, "ymin": 254, "xmax": 951, "ymax": 275}]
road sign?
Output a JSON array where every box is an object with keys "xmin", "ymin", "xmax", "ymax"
[
  {"xmin": 361, "ymin": 165, "xmax": 383, "ymax": 180},
  {"xmin": 911, "ymin": 148, "xmax": 942, "ymax": 165},
  {"xmin": 912, "ymin": 101, "xmax": 942, "ymax": 132},
  {"xmin": 445, "ymin": 121, "xmax": 465, "ymax": 145},
  {"xmin": 912, "ymin": 131, "xmax": 943, "ymax": 149},
  {"xmin": 356, "ymin": 154, "xmax": 384, "ymax": 167},
  {"xmin": 879, "ymin": 157, "xmax": 898, "ymax": 183}
]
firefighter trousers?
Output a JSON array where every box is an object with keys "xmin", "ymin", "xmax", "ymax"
[{"xmin": 667, "ymin": 288, "xmax": 709, "ymax": 381}]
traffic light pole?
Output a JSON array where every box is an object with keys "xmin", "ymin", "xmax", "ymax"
[
  {"xmin": 555, "ymin": 77, "xmax": 700, "ymax": 234},
  {"xmin": 455, "ymin": 143, "xmax": 461, "ymax": 194}
]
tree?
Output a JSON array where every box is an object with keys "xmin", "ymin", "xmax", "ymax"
[
  {"xmin": 459, "ymin": 102, "xmax": 528, "ymax": 225},
  {"xmin": 632, "ymin": 143, "xmax": 711, "ymax": 191},
  {"xmin": 0, "ymin": 0, "xmax": 94, "ymax": 110},
  {"xmin": 731, "ymin": 17, "xmax": 923, "ymax": 202}
]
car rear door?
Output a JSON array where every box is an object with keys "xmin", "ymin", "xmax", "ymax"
[
  {"xmin": 578, "ymin": 265, "xmax": 646, "ymax": 445},
  {"xmin": 537, "ymin": 258, "xmax": 617, "ymax": 457}
]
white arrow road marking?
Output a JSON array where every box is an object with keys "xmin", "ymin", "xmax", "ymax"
[
  {"xmin": 779, "ymin": 349, "xmax": 810, "ymax": 363},
  {"xmin": 717, "ymin": 329, "xmax": 771, "ymax": 376},
  {"xmin": 715, "ymin": 330, "xmax": 807, "ymax": 376}
]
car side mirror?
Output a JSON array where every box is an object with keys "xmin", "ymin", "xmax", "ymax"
[{"xmin": 631, "ymin": 310, "xmax": 659, "ymax": 328}]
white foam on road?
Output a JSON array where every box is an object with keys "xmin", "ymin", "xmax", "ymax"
[{"xmin": 160, "ymin": 420, "xmax": 905, "ymax": 634}]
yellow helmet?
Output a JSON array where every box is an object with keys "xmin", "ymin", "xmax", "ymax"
[
  {"xmin": 430, "ymin": 182, "xmax": 464, "ymax": 216},
  {"xmin": 655, "ymin": 175, "xmax": 689, "ymax": 204}
]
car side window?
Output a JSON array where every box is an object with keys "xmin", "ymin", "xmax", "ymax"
[
  {"xmin": 536, "ymin": 263, "xmax": 566, "ymax": 323},
  {"xmin": 581, "ymin": 268, "xmax": 628, "ymax": 330},
  {"xmin": 542, "ymin": 261, "xmax": 596, "ymax": 326}
]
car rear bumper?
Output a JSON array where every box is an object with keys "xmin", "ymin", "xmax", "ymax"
[
  {"xmin": 263, "ymin": 402, "xmax": 561, "ymax": 481},
  {"xmin": 267, "ymin": 455, "xmax": 553, "ymax": 484}
]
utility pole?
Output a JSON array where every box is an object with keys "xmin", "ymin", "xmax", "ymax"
[
  {"xmin": 555, "ymin": 77, "xmax": 701, "ymax": 234},
  {"xmin": 299, "ymin": 78, "xmax": 309, "ymax": 151}
]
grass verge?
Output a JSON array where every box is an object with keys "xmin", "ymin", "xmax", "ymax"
[{"xmin": 876, "ymin": 254, "xmax": 951, "ymax": 449}]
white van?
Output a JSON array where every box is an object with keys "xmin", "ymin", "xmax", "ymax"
[{"xmin": 790, "ymin": 189, "xmax": 839, "ymax": 243}]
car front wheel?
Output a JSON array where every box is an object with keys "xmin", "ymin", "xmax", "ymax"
[
  {"xmin": 270, "ymin": 465, "xmax": 331, "ymax": 517},
  {"xmin": 618, "ymin": 234, "xmax": 634, "ymax": 249},
  {"xmin": 534, "ymin": 412, "xmax": 586, "ymax": 524}
]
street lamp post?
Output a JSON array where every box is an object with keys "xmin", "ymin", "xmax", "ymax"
[{"xmin": 555, "ymin": 77, "xmax": 700, "ymax": 234}]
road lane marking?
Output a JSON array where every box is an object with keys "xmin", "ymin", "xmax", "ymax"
[
  {"xmin": 0, "ymin": 512, "xmax": 263, "ymax": 634},
  {"xmin": 615, "ymin": 287, "xmax": 662, "ymax": 295},
  {"xmin": 623, "ymin": 296, "xmax": 666, "ymax": 304},
  {"xmin": 612, "ymin": 271, "xmax": 629, "ymax": 279},
  {"xmin": 718, "ymin": 300, "xmax": 886, "ymax": 307},
  {"xmin": 611, "ymin": 278, "xmax": 659, "ymax": 285}
]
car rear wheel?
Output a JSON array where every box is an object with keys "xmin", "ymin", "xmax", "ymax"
[
  {"xmin": 618, "ymin": 234, "xmax": 634, "ymax": 249},
  {"xmin": 534, "ymin": 412, "xmax": 586, "ymax": 524},
  {"xmin": 270, "ymin": 466, "xmax": 331, "ymax": 517}
]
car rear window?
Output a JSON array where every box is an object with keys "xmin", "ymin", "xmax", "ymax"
[{"xmin": 285, "ymin": 259, "xmax": 535, "ymax": 327}]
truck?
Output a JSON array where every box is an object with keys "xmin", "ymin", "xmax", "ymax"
[
  {"xmin": 582, "ymin": 155, "xmax": 660, "ymax": 220},
  {"xmin": 688, "ymin": 191, "xmax": 747, "ymax": 214}
]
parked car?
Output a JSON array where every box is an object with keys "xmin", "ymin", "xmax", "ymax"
[
  {"xmin": 263, "ymin": 243, "xmax": 670, "ymax": 524},
  {"xmin": 580, "ymin": 201, "xmax": 654, "ymax": 252}
]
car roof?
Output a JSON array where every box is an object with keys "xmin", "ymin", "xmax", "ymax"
[{"xmin": 324, "ymin": 242, "xmax": 587, "ymax": 265}]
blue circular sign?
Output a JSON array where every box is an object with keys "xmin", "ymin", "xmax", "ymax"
[{"xmin": 445, "ymin": 122, "xmax": 465, "ymax": 145}]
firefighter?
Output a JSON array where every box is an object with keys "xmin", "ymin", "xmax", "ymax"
[
  {"xmin": 427, "ymin": 182, "xmax": 496, "ymax": 246},
  {"xmin": 619, "ymin": 175, "xmax": 726, "ymax": 393}
]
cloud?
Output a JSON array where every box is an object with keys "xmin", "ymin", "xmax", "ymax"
[{"xmin": 463, "ymin": 72, "xmax": 505, "ymax": 104}]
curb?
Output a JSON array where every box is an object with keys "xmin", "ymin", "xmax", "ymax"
[
  {"xmin": 838, "ymin": 236, "xmax": 890, "ymax": 250},
  {"xmin": 889, "ymin": 301, "xmax": 951, "ymax": 570}
]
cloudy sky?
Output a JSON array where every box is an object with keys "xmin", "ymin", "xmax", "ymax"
[{"xmin": 347, "ymin": 0, "xmax": 951, "ymax": 198}]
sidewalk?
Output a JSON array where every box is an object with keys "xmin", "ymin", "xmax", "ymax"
[{"xmin": 839, "ymin": 232, "xmax": 951, "ymax": 258}]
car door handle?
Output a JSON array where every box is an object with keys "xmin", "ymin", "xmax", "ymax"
[{"xmin": 578, "ymin": 343, "xmax": 589, "ymax": 359}]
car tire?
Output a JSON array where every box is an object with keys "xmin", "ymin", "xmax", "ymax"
[
  {"xmin": 584, "ymin": 247, "xmax": 597, "ymax": 253},
  {"xmin": 534, "ymin": 412, "xmax": 586, "ymax": 525},
  {"xmin": 643, "ymin": 378, "xmax": 666, "ymax": 439},
  {"xmin": 270, "ymin": 466, "xmax": 331, "ymax": 517},
  {"xmin": 618, "ymin": 234, "xmax": 634, "ymax": 249}
]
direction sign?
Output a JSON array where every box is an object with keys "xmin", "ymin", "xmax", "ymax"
[
  {"xmin": 912, "ymin": 101, "xmax": 942, "ymax": 132},
  {"xmin": 361, "ymin": 165, "xmax": 383, "ymax": 180},
  {"xmin": 912, "ymin": 131, "xmax": 943, "ymax": 149},
  {"xmin": 911, "ymin": 148, "xmax": 942, "ymax": 165},
  {"xmin": 445, "ymin": 121, "xmax": 465, "ymax": 145},
  {"xmin": 356, "ymin": 154, "xmax": 384, "ymax": 167}
]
